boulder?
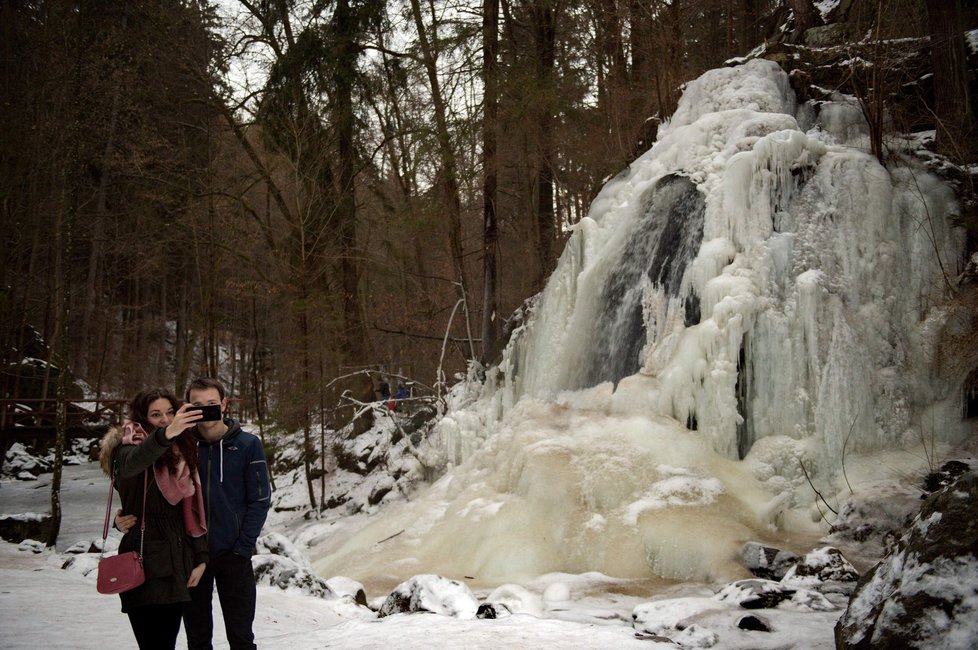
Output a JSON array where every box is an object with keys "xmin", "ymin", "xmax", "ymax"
[
  {"xmin": 252, "ymin": 554, "xmax": 337, "ymax": 598},
  {"xmin": 715, "ymin": 579, "xmax": 835, "ymax": 612},
  {"xmin": 741, "ymin": 541, "xmax": 799, "ymax": 580},
  {"xmin": 378, "ymin": 574, "xmax": 479, "ymax": 619},
  {"xmin": 781, "ymin": 546, "xmax": 859, "ymax": 595},
  {"xmin": 252, "ymin": 532, "xmax": 338, "ymax": 599},
  {"xmin": 737, "ymin": 614, "xmax": 772, "ymax": 632},
  {"xmin": 835, "ymin": 467, "xmax": 978, "ymax": 649}
]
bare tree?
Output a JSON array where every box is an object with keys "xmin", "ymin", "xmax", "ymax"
[{"xmin": 925, "ymin": 0, "xmax": 974, "ymax": 163}]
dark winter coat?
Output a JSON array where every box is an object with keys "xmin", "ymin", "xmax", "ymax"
[
  {"xmin": 106, "ymin": 427, "xmax": 210, "ymax": 613},
  {"xmin": 194, "ymin": 418, "xmax": 271, "ymax": 558}
]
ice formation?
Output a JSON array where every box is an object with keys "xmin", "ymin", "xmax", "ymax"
[{"xmin": 312, "ymin": 59, "xmax": 970, "ymax": 586}]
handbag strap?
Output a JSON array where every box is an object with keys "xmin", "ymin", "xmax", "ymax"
[{"xmin": 101, "ymin": 467, "xmax": 148, "ymax": 558}]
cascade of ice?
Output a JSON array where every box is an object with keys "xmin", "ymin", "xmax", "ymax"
[
  {"xmin": 581, "ymin": 174, "xmax": 706, "ymax": 390},
  {"xmin": 312, "ymin": 59, "xmax": 970, "ymax": 586}
]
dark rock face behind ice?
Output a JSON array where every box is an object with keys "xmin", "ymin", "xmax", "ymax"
[
  {"xmin": 583, "ymin": 174, "xmax": 705, "ymax": 388},
  {"xmin": 835, "ymin": 466, "xmax": 978, "ymax": 650}
]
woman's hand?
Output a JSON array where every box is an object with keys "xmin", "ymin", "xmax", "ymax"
[
  {"xmin": 114, "ymin": 509, "xmax": 136, "ymax": 533},
  {"xmin": 187, "ymin": 563, "xmax": 206, "ymax": 587},
  {"xmin": 164, "ymin": 403, "xmax": 204, "ymax": 440}
]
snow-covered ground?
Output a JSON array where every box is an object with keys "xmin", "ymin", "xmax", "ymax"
[{"xmin": 0, "ymin": 461, "xmax": 848, "ymax": 649}]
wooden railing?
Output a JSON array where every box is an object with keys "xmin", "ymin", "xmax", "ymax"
[{"xmin": 0, "ymin": 398, "xmax": 128, "ymax": 441}]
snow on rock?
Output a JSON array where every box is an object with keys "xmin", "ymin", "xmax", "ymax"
[
  {"xmin": 18, "ymin": 539, "xmax": 46, "ymax": 553},
  {"xmin": 253, "ymin": 532, "xmax": 338, "ymax": 598},
  {"xmin": 780, "ymin": 546, "xmax": 859, "ymax": 594},
  {"xmin": 835, "ymin": 468, "xmax": 978, "ymax": 649},
  {"xmin": 325, "ymin": 575, "xmax": 369, "ymax": 606},
  {"xmin": 378, "ymin": 574, "xmax": 480, "ymax": 619},
  {"xmin": 484, "ymin": 583, "xmax": 545, "ymax": 617},
  {"xmin": 3, "ymin": 443, "xmax": 52, "ymax": 478},
  {"xmin": 632, "ymin": 596, "xmax": 725, "ymax": 636},
  {"xmin": 720, "ymin": 578, "xmax": 836, "ymax": 613}
]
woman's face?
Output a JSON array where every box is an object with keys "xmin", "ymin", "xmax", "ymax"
[{"xmin": 145, "ymin": 397, "xmax": 176, "ymax": 429}]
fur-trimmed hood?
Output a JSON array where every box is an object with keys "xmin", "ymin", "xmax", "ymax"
[{"xmin": 98, "ymin": 426, "xmax": 123, "ymax": 476}]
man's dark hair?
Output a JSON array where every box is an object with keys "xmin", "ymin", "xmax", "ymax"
[{"xmin": 185, "ymin": 377, "xmax": 226, "ymax": 402}]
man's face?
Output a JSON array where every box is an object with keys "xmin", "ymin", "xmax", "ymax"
[{"xmin": 189, "ymin": 386, "xmax": 227, "ymax": 436}]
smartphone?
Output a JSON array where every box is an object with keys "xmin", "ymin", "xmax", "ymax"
[{"xmin": 188, "ymin": 404, "xmax": 223, "ymax": 422}]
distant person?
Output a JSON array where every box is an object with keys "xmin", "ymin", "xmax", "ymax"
[
  {"xmin": 100, "ymin": 388, "xmax": 209, "ymax": 650},
  {"xmin": 117, "ymin": 378, "xmax": 272, "ymax": 649},
  {"xmin": 393, "ymin": 383, "xmax": 410, "ymax": 412},
  {"xmin": 379, "ymin": 380, "xmax": 392, "ymax": 409},
  {"xmin": 181, "ymin": 377, "xmax": 271, "ymax": 650}
]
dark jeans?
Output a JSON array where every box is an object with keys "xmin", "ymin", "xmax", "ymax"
[
  {"xmin": 128, "ymin": 602, "xmax": 183, "ymax": 649},
  {"xmin": 183, "ymin": 553, "xmax": 257, "ymax": 650}
]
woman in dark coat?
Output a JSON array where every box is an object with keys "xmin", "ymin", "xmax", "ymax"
[{"xmin": 99, "ymin": 388, "xmax": 209, "ymax": 649}]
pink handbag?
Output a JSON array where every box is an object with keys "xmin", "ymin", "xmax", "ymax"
[
  {"xmin": 97, "ymin": 471, "xmax": 147, "ymax": 595},
  {"xmin": 97, "ymin": 550, "xmax": 144, "ymax": 594}
]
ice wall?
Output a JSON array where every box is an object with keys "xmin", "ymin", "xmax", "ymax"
[
  {"xmin": 488, "ymin": 58, "xmax": 967, "ymax": 468},
  {"xmin": 312, "ymin": 59, "xmax": 969, "ymax": 586}
]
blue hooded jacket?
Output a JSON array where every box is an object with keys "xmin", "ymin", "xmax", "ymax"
[{"xmin": 195, "ymin": 418, "xmax": 271, "ymax": 558}]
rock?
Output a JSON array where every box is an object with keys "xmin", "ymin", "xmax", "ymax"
[
  {"xmin": 485, "ymin": 584, "xmax": 544, "ymax": 617},
  {"xmin": 18, "ymin": 539, "xmax": 46, "ymax": 553},
  {"xmin": 378, "ymin": 575, "xmax": 479, "ymax": 619},
  {"xmin": 835, "ymin": 470, "xmax": 978, "ymax": 649},
  {"xmin": 741, "ymin": 541, "xmax": 799, "ymax": 580},
  {"xmin": 63, "ymin": 540, "xmax": 98, "ymax": 554},
  {"xmin": 368, "ymin": 482, "xmax": 393, "ymax": 506},
  {"xmin": 543, "ymin": 581, "xmax": 571, "ymax": 604},
  {"xmin": 737, "ymin": 614, "xmax": 772, "ymax": 632},
  {"xmin": 325, "ymin": 576, "xmax": 368, "ymax": 607},
  {"xmin": 632, "ymin": 633, "xmax": 680, "ymax": 645},
  {"xmin": 715, "ymin": 579, "xmax": 797, "ymax": 609},
  {"xmin": 922, "ymin": 460, "xmax": 971, "ymax": 495},
  {"xmin": 252, "ymin": 554, "xmax": 337, "ymax": 599},
  {"xmin": 476, "ymin": 603, "xmax": 500, "ymax": 619},
  {"xmin": 0, "ymin": 513, "xmax": 51, "ymax": 544},
  {"xmin": 672, "ymin": 624, "xmax": 719, "ymax": 648},
  {"xmin": 715, "ymin": 578, "xmax": 836, "ymax": 612},
  {"xmin": 781, "ymin": 546, "xmax": 859, "ymax": 594},
  {"xmin": 257, "ymin": 531, "xmax": 310, "ymax": 565},
  {"xmin": 632, "ymin": 597, "xmax": 724, "ymax": 636}
]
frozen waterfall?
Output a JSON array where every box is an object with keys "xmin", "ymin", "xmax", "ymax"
[{"xmin": 312, "ymin": 59, "xmax": 970, "ymax": 587}]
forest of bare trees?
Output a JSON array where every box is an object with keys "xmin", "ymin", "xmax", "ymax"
[{"xmin": 2, "ymin": 0, "xmax": 975, "ymax": 444}]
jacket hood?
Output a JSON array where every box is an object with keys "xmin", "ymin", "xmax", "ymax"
[
  {"xmin": 192, "ymin": 417, "xmax": 242, "ymax": 446},
  {"xmin": 98, "ymin": 426, "xmax": 123, "ymax": 476}
]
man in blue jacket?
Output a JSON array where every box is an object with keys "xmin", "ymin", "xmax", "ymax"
[{"xmin": 183, "ymin": 377, "xmax": 271, "ymax": 650}]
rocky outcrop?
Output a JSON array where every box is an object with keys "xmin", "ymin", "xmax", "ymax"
[{"xmin": 835, "ymin": 465, "xmax": 978, "ymax": 649}]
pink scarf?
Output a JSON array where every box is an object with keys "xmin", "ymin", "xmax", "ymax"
[{"xmin": 122, "ymin": 421, "xmax": 207, "ymax": 538}]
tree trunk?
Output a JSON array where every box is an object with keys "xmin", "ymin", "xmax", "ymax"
[
  {"xmin": 410, "ymin": 0, "xmax": 472, "ymax": 327},
  {"xmin": 926, "ymin": 0, "xmax": 973, "ymax": 163},
  {"xmin": 531, "ymin": 0, "xmax": 557, "ymax": 289},
  {"xmin": 790, "ymin": 0, "xmax": 819, "ymax": 39},
  {"xmin": 740, "ymin": 0, "xmax": 758, "ymax": 53},
  {"xmin": 481, "ymin": 0, "xmax": 500, "ymax": 364},
  {"xmin": 333, "ymin": 0, "xmax": 370, "ymax": 364}
]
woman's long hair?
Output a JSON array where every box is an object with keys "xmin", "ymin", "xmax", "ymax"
[{"xmin": 129, "ymin": 388, "xmax": 199, "ymax": 473}]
